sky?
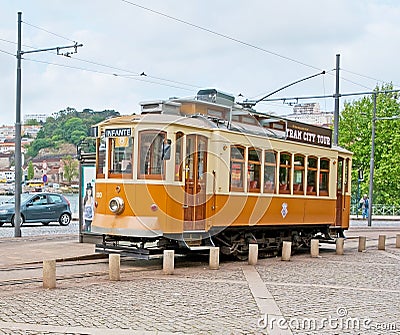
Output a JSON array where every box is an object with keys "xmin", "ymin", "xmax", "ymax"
[{"xmin": 0, "ymin": 0, "xmax": 400, "ymax": 126}]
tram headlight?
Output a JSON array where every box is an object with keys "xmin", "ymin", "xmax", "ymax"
[{"xmin": 109, "ymin": 197, "xmax": 125, "ymax": 215}]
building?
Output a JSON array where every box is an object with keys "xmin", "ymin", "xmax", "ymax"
[
  {"xmin": 24, "ymin": 114, "xmax": 48, "ymax": 124},
  {"xmin": 22, "ymin": 125, "xmax": 42, "ymax": 138},
  {"xmin": 285, "ymin": 103, "xmax": 333, "ymax": 128}
]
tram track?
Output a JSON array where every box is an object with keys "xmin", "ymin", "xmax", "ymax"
[{"xmin": 0, "ymin": 257, "xmax": 164, "ymax": 287}]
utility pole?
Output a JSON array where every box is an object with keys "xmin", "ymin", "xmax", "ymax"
[
  {"xmin": 14, "ymin": 12, "xmax": 22, "ymax": 237},
  {"xmin": 367, "ymin": 93, "xmax": 376, "ymax": 227},
  {"xmin": 333, "ymin": 54, "xmax": 340, "ymax": 146},
  {"xmin": 14, "ymin": 12, "xmax": 82, "ymax": 237}
]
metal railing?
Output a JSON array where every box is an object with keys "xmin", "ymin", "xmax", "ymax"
[{"xmin": 351, "ymin": 204, "xmax": 400, "ymax": 216}]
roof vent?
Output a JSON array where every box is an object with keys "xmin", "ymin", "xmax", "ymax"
[{"xmin": 140, "ymin": 100, "xmax": 181, "ymax": 115}]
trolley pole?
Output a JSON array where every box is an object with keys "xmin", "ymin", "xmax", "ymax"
[
  {"xmin": 333, "ymin": 54, "xmax": 340, "ymax": 146},
  {"xmin": 13, "ymin": 12, "xmax": 82, "ymax": 237}
]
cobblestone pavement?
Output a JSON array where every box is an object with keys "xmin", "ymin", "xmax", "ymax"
[
  {"xmin": 0, "ymin": 231, "xmax": 399, "ymax": 334},
  {"xmin": 257, "ymin": 242, "xmax": 400, "ymax": 335}
]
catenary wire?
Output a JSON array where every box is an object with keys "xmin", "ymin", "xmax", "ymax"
[
  {"xmin": 22, "ymin": 20, "xmax": 77, "ymax": 43},
  {"xmin": 0, "ymin": 48, "xmax": 15, "ymax": 56},
  {"xmin": 120, "ymin": 1, "xmax": 399, "ymax": 96},
  {"xmin": 0, "ymin": 10, "xmax": 392, "ymax": 96},
  {"xmin": 23, "ymin": 57, "xmax": 195, "ymax": 91},
  {"xmin": 120, "ymin": 0, "xmax": 323, "ymax": 72},
  {"xmin": 1, "ymin": 16, "xmax": 382, "ymax": 94},
  {"xmin": 342, "ymin": 68, "xmax": 400, "ymax": 88},
  {"xmin": 0, "ymin": 35, "xmax": 201, "ymax": 90}
]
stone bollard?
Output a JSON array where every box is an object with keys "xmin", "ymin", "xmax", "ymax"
[
  {"xmin": 248, "ymin": 244, "xmax": 258, "ymax": 265},
  {"xmin": 109, "ymin": 254, "xmax": 121, "ymax": 281},
  {"xmin": 396, "ymin": 234, "xmax": 400, "ymax": 249},
  {"xmin": 163, "ymin": 250, "xmax": 175, "ymax": 275},
  {"xmin": 310, "ymin": 239, "xmax": 319, "ymax": 258},
  {"xmin": 378, "ymin": 235, "xmax": 386, "ymax": 251},
  {"xmin": 43, "ymin": 260, "xmax": 56, "ymax": 289},
  {"xmin": 358, "ymin": 236, "xmax": 367, "ymax": 252},
  {"xmin": 281, "ymin": 241, "xmax": 292, "ymax": 261},
  {"xmin": 209, "ymin": 247, "xmax": 220, "ymax": 270},
  {"xmin": 336, "ymin": 238, "xmax": 344, "ymax": 255}
]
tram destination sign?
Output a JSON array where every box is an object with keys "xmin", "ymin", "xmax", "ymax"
[
  {"xmin": 105, "ymin": 128, "xmax": 132, "ymax": 137},
  {"xmin": 286, "ymin": 121, "xmax": 332, "ymax": 148}
]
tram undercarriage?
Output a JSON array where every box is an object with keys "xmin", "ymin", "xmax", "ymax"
[
  {"xmin": 95, "ymin": 224, "xmax": 342, "ymax": 260},
  {"xmin": 212, "ymin": 225, "xmax": 336, "ymax": 260}
]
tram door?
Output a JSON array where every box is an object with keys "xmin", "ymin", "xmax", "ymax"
[
  {"xmin": 184, "ymin": 135, "xmax": 207, "ymax": 231},
  {"xmin": 335, "ymin": 157, "xmax": 344, "ymax": 226}
]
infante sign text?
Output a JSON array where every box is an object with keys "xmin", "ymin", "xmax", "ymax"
[
  {"xmin": 105, "ymin": 128, "xmax": 132, "ymax": 137},
  {"xmin": 286, "ymin": 121, "xmax": 332, "ymax": 148}
]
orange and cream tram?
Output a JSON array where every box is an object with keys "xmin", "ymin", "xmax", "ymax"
[{"xmin": 92, "ymin": 89, "xmax": 352, "ymax": 259}]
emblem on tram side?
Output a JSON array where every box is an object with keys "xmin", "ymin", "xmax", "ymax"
[{"xmin": 281, "ymin": 203, "xmax": 288, "ymax": 218}]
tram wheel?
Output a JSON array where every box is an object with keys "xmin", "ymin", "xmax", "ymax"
[{"xmin": 234, "ymin": 252, "xmax": 249, "ymax": 261}]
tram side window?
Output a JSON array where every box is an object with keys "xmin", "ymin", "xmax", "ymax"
[
  {"xmin": 138, "ymin": 131, "xmax": 166, "ymax": 179},
  {"xmin": 319, "ymin": 158, "xmax": 330, "ymax": 196},
  {"xmin": 174, "ymin": 132, "xmax": 184, "ymax": 181},
  {"xmin": 96, "ymin": 135, "xmax": 106, "ymax": 178},
  {"xmin": 337, "ymin": 158, "xmax": 343, "ymax": 192},
  {"xmin": 345, "ymin": 158, "xmax": 350, "ymax": 192},
  {"xmin": 230, "ymin": 146, "xmax": 245, "ymax": 192},
  {"xmin": 248, "ymin": 148, "xmax": 261, "ymax": 192},
  {"xmin": 294, "ymin": 155, "xmax": 305, "ymax": 194},
  {"xmin": 307, "ymin": 157, "xmax": 317, "ymax": 195},
  {"xmin": 264, "ymin": 151, "xmax": 276, "ymax": 193},
  {"xmin": 279, "ymin": 152, "xmax": 291, "ymax": 194},
  {"xmin": 108, "ymin": 137, "xmax": 133, "ymax": 177}
]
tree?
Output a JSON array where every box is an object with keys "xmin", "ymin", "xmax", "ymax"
[
  {"xmin": 62, "ymin": 155, "xmax": 79, "ymax": 184},
  {"xmin": 339, "ymin": 83, "xmax": 400, "ymax": 205},
  {"xmin": 26, "ymin": 138, "xmax": 55, "ymax": 157},
  {"xmin": 27, "ymin": 161, "xmax": 34, "ymax": 180},
  {"xmin": 27, "ymin": 108, "xmax": 120, "ymax": 159}
]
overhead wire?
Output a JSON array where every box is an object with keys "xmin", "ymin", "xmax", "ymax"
[
  {"xmin": 120, "ymin": 1, "xmax": 385, "ymax": 97},
  {"xmin": 120, "ymin": 0, "xmax": 323, "ymax": 72},
  {"xmin": 342, "ymin": 68, "xmax": 400, "ymax": 88},
  {"xmin": 3, "ymin": 7, "xmax": 394, "ymax": 98},
  {"xmin": 22, "ymin": 20, "xmax": 77, "ymax": 43},
  {"xmin": 19, "ymin": 20, "xmax": 202, "ymax": 90},
  {"xmin": 23, "ymin": 57, "xmax": 195, "ymax": 91},
  {"xmin": 0, "ymin": 33, "xmax": 200, "ymax": 90},
  {"xmin": 0, "ymin": 48, "xmax": 15, "ymax": 57}
]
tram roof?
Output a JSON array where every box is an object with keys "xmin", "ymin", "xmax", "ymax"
[
  {"xmin": 94, "ymin": 94, "xmax": 349, "ymax": 151},
  {"xmin": 96, "ymin": 111, "xmax": 289, "ymax": 140}
]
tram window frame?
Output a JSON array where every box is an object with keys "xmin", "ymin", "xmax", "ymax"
[
  {"xmin": 138, "ymin": 130, "xmax": 166, "ymax": 180},
  {"xmin": 293, "ymin": 155, "xmax": 305, "ymax": 194},
  {"xmin": 345, "ymin": 158, "xmax": 350, "ymax": 192},
  {"xmin": 174, "ymin": 132, "xmax": 184, "ymax": 182},
  {"xmin": 108, "ymin": 136, "xmax": 133, "ymax": 178},
  {"xmin": 319, "ymin": 158, "xmax": 330, "ymax": 196},
  {"xmin": 279, "ymin": 152, "xmax": 291, "ymax": 194},
  {"xmin": 96, "ymin": 135, "xmax": 106, "ymax": 178},
  {"xmin": 230, "ymin": 145, "xmax": 245, "ymax": 192},
  {"xmin": 248, "ymin": 148, "xmax": 261, "ymax": 192},
  {"xmin": 264, "ymin": 150, "xmax": 276, "ymax": 194},
  {"xmin": 307, "ymin": 156, "xmax": 317, "ymax": 195}
]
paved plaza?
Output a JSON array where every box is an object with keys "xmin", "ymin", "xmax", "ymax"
[{"xmin": 0, "ymin": 228, "xmax": 398, "ymax": 334}]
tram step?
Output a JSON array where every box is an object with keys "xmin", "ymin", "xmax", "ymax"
[{"xmin": 188, "ymin": 246, "xmax": 213, "ymax": 251}]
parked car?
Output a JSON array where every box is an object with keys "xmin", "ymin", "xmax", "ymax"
[{"xmin": 0, "ymin": 192, "xmax": 72, "ymax": 226}]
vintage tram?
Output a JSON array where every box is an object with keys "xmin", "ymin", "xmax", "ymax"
[{"xmin": 91, "ymin": 89, "xmax": 352, "ymax": 259}]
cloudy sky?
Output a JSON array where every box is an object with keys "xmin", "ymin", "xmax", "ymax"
[{"xmin": 0, "ymin": 0, "xmax": 399, "ymax": 126}]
